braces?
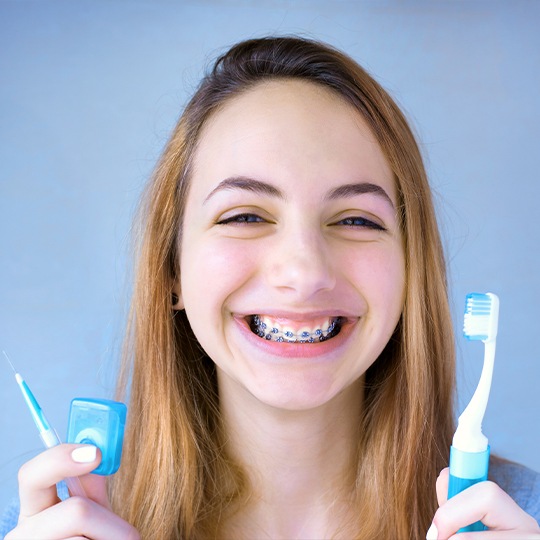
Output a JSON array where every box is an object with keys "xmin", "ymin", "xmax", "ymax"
[{"xmin": 251, "ymin": 315, "xmax": 341, "ymax": 343}]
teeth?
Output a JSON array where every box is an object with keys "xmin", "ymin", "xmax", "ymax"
[{"xmin": 250, "ymin": 315, "xmax": 342, "ymax": 343}]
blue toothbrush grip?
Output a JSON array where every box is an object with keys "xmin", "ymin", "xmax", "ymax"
[{"xmin": 448, "ymin": 445, "xmax": 490, "ymax": 533}]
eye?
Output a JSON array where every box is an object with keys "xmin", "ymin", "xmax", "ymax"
[
  {"xmin": 216, "ymin": 212, "xmax": 266, "ymax": 225},
  {"xmin": 334, "ymin": 216, "xmax": 386, "ymax": 231}
]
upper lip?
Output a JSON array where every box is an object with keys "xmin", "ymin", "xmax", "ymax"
[{"xmin": 234, "ymin": 309, "xmax": 360, "ymax": 322}]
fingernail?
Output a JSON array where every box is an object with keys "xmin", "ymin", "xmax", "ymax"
[
  {"xmin": 426, "ymin": 522, "xmax": 438, "ymax": 540},
  {"xmin": 72, "ymin": 445, "xmax": 97, "ymax": 463}
]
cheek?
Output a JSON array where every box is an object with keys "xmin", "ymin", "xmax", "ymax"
[
  {"xmin": 377, "ymin": 251, "xmax": 405, "ymax": 306},
  {"xmin": 180, "ymin": 237, "xmax": 260, "ymax": 314},
  {"xmin": 344, "ymin": 243, "xmax": 405, "ymax": 315}
]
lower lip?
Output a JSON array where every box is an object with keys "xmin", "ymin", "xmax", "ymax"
[{"xmin": 233, "ymin": 316, "xmax": 357, "ymax": 360}]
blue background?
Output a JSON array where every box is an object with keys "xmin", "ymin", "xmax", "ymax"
[{"xmin": 1, "ymin": 0, "xmax": 539, "ymax": 513}]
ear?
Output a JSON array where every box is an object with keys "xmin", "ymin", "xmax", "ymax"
[{"xmin": 172, "ymin": 282, "xmax": 184, "ymax": 310}]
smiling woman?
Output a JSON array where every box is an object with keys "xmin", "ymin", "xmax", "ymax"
[
  {"xmin": 116, "ymin": 37, "xmax": 447, "ymax": 539},
  {"xmin": 4, "ymin": 36, "xmax": 540, "ymax": 540}
]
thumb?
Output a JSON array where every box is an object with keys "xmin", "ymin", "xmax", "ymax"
[
  {"xmin": 69, "ymin": 447, "xmax": 111, "ymax": 510},
  {"xmin": 436, "ymin": 467, "xmax": 449, "ymax": 506}
]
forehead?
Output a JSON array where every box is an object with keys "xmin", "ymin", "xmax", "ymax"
[{"xmin": 191, "ymin": 79, "xmax": 396, "ymax": 202}]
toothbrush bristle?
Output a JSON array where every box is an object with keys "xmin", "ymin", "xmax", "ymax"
[
  {"xmin": 463, "ymin": 292, "xmax": 499, "ymax": 341},
  {"xmin": 2, "ymin": 350, "xmax": 17, "ymax": 373}
]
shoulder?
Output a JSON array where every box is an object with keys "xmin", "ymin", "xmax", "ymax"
[
  {"xmin": 489, "ymin": 456, "xmax": 540, "ymax": 524},
  {"xmin": 0, "ymin": 497, "xmax": 19, "ymax": 539}
]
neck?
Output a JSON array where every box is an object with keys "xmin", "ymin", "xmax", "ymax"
[{"xmin": 218, "ymin": 373, "xmax": 363, "ymax": 539}]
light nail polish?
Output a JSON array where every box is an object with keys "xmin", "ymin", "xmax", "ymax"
[
  {"xmin": 426, "ymin": 522, "xmax": 438, "ymax": 540},
  {"xmin": 72, "ymin": 445, "xmax": 97, "ymax": 463}
]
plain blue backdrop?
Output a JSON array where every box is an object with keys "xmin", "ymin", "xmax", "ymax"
[{"xmin": 1, "ymin": 0, "xmax": 539, "ymax": 514}]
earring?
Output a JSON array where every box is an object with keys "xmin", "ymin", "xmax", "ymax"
[{"xmin": 172, "ymin": 293, "xmax": 179, "ymax": 306}]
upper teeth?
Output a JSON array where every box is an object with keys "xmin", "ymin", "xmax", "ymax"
[{"xmin": 251, "ymin": 315, "xmax": 341, "ymax": 343}]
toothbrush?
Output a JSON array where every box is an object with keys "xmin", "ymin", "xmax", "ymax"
[
  {"xmin": 447, "ymin": 292, "xmax": 499, "ymax": 532},
  {"xmin": 3, "ymin": 351, "xmax": 87, "ymax": 498}
]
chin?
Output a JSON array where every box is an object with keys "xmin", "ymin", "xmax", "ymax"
[{"xmin": 237, "ymin": 369, "xmax": 362, "ymax": 413}]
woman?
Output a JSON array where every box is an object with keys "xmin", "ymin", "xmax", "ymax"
[{"xmin": 3, "ymin": 36, "xmax": 540, "ymax": 540}]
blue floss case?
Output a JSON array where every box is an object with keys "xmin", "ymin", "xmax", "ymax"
[{"xmin": 67, "ymin": 398, "xmax": 127, "ymax": 475}]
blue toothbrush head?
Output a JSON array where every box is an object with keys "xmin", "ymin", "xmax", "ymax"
[{"xmin": 463, "ymin": 292, "xmax": 499, "ymax": 343}]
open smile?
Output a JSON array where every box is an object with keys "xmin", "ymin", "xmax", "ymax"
[{"xmin": 248, "ymin": 315, "xmax": 344, "ymax": 343}]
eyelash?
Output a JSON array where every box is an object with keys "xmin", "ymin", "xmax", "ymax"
[
  {"xmin": 217, "ymin": 213, "xmax": 385, "ymax": 231},
  {"xmin": 334, "ymin": 216, "xmax": 386, "ymax": 231},
  {"xmin": 217, "ymin": 213, "xmax": 265, "ymax": 225}
]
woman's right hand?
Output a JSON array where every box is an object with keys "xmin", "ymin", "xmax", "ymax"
[{"xmin": 5, "ymin": 444, "xmax": 140, "ymax": 540}]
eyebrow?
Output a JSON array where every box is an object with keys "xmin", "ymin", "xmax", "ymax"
[
  {"xmin": 204, "ymin": 175, "xmax": 394, "ymax": 209},
  {"xmin": 204, "ymin": 176, "xmax": 284, "ymax": 203},
  {"xmin": 326, "ymin": 182, "xmax": 394, "ymax": 208}
]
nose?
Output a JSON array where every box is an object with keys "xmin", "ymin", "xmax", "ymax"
[{"xmin": 264, "ymin": 228, "xmax": 336, "ymax": 300}]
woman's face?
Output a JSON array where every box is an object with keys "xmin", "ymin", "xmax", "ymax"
[{"xmin": 178, "ymin": 80, "xmax": 405, "ymax": 411}]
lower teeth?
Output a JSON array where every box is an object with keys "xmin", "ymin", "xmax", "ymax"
[{"xmin": 250, "ymin": 317, "xmax": 342, "ymax": 343}]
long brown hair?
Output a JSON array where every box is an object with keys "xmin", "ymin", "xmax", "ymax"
[{"xmin": 110, "ymin": 36, "xmax": 455, "ymax": 539}]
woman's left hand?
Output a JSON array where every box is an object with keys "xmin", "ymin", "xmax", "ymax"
[{"xmin": 427, "ymin": 468, "xmax": 540, "ymax": 539}]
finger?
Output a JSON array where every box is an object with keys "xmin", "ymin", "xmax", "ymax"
[
  {"xmin": 18, "ymin": 444, "xmax": 100, "ymax": 518},
  {"xmin": 434, "ymin": 480, "xmax": 540, "ymax": 539},
  {"xmin": 78, "ymin": 472, "xmax": 111, "ymax": 510},
  {"xmin": 8, "ymin": 496, "xmax": 139, "ymax": 540},
  {"xmin": 449, "ymin": 531, "xmax": 540, "ymax": 540},
  {"xmin": 435, "ymin": 467, "xmax": 449, "ymax": 506}
]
